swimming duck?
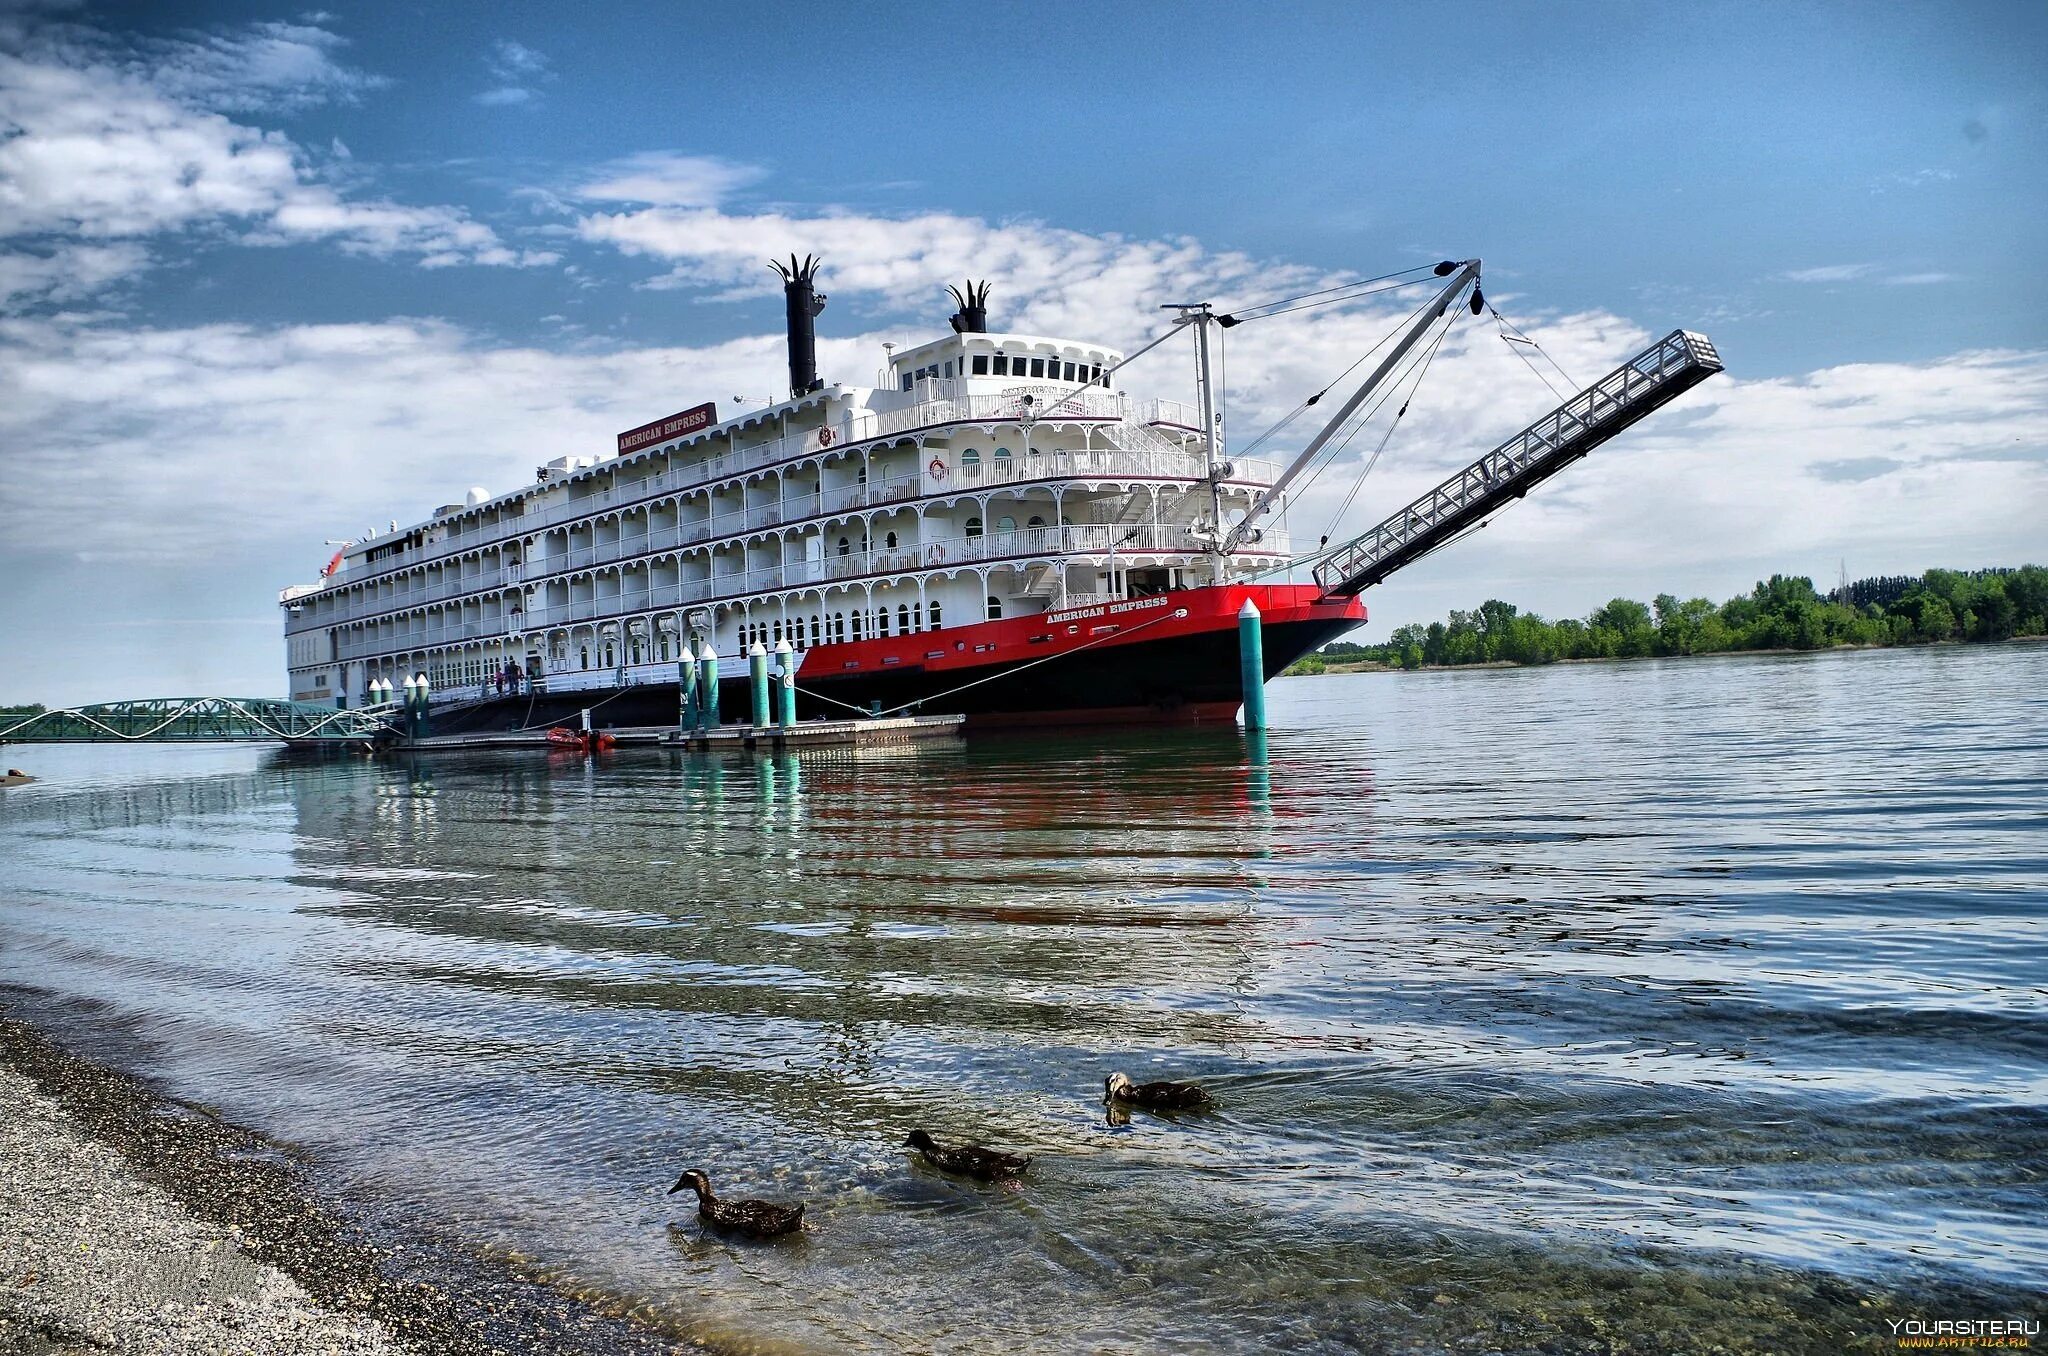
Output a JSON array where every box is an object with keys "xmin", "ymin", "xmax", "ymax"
[
  {"xmin": 903, "ymin": 1129, "xmax": 1030, "ymax": 1182},
  {"xmin": 1104, "ymin": 1071, "xmax": 1211, "ymax": 1111},
  {"xmin": 667, "ymin": 1169, "xmax": 805, "ymax": 1239}
]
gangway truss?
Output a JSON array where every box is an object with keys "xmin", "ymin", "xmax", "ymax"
[
  {"xmin": 1313, "ymin": 329, "xmax": 1723, "ymax": 597},
  {"xmin": 0, "ymin": 697, "xmax": 396, "ymax": 744}
]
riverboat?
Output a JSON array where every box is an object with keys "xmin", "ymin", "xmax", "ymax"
[{"xmin": 280, "ymin": 256, "xmax": 1721, "ymax": 730}]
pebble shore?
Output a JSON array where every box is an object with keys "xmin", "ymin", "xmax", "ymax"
[{"xmin": 0, "ymin": 1014, "xmax": 696, "ymax": 1356}]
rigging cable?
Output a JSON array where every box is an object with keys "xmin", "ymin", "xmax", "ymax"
[
  {"xmin": 1228, "ymin": 287, "xmax": 1444, "ymax": 464},
  {"xmin": 1488, "ymin": 304, "xmax": 1579, "ymax": 400},
  {"xmin": 1318, "ymin": 302, "xmax": 1461, "ymax": 547},
  {"xmin": 1287, "ymin": 285, "xmax": 1470, "ymax": 508},
  {"xmin": 1215, "ymin": 263, "xmax": 1440, "ymax": 326}
]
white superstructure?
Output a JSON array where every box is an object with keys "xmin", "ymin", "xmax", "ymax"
[{"xmin": 281, "ymin": 323, "xmax": 1291, "ymax": 708}]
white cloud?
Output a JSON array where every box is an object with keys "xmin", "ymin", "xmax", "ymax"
[
  {"xmin": 578, "ymin": 152, "xmax": 766, "ymax": 209},
  {"xmin": 573, "ymin": 194, "xmax": 1321, "ymax": 346},
  {"xmin": 0, "ymin": 313, "xmax": 782, "ymax": 561},
  {"xmin": 139, "ymin": 19, "xmax": 388, "ymax": 112},
  {"xmin": 1, "ymin": 294, "xmax": 2040, "ymax": 613},
  {"xmin": 475, "ymin": 38, "xmax": 551, "ymax": 107},
  {"xmin": 0, "ymin": 241, "xmax": 149, "ymax": 304},
  {"xmin": 1780, "ymin": 264, "xmax": 1876, "ymax": 283},
  {"xmin": 1779, "ymin": 263, "xmax": 1961, "ymax": 288},
  {"xmin": 0, "ymin": 12, "xmax": 542, "ymax": 290}
]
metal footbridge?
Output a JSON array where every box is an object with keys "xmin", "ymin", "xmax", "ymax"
[
  {"xmin": 1312, "ymin": 328, "xmax": 1723, "ymax": 596},
  {"xmin": 0, "ymin": 697, "xmax": 395, "ymax": 744}
]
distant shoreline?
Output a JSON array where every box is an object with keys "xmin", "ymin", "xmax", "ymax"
[{"xmin": 1282, "ymin": 635, "xmax": 2047, "ymax": 678}]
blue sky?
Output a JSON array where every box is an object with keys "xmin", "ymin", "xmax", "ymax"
[{"xmin": 2, "ymin": 0, "xmax": 2044, "ymax": 702}]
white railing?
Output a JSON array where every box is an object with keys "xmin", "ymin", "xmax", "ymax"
[
  {"xmin": 341, "ymin": 513, "xmax": 1295, "ymax": 664},
  {"xmin": 294, "ymin": 437, "xmax": 1283, "ymax": 633},
  {"xmin": 322, "ymin": 510, "xmax": 1295, "ymax": 654},
  {"xmin": 310, "ymin": 393, "xmax": 1150, "ymax": 597}
]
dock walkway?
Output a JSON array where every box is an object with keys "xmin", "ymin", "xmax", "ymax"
[{"xmin": 393, "ymin": 714, "xmax": 962, "ymax": 753}]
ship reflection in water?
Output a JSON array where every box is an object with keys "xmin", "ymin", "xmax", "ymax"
[{"xmin": 2, "ymin": 644, "xmax": 2045, "ymax": 1354}]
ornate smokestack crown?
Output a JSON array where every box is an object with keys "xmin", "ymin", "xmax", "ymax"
[
  {"xmin": 946, "ymin": 280, "xmax": 991, "ymax": 334},
  {"xmin": 770, "ymin": 254, "xmax": 827, "ymax": 398}
]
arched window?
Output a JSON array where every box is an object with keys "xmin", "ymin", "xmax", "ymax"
[
  {"xmin": 851, "ymin": 611, "xmax": 864, "ymax": 641},
  {"xmin": 997, "ymin": 515, "xmax": 1016, "ymax": 534},
  {"xmin": 986, "ymin": 596, "xmax": 1003, "ymax": 620},
  {"xmin": 1026, "ymin": 515, "xmax": 1046, "ymax": 529},
  {"xmin": 962, "ymin": 448, "xmax": 981, "ymax": 467},
  {"xmin": 994, "ymin": 447, "xmax": 1012, "ymax": 462},
  {"xmin": 810, "ymin": 617, "xmax": 821, "ymax": 647},
  {"xmin": 898, "ymin": 603, "xmax": 912, "ymax": 633},
  {"xmin": 838, "ymin": 536, "xmax": 851, "ymax": 556},
  {"xmin": 579, "ymin": 645, "xmax": 589, "ymax": 670},
  {"xmin": 885, "ymin": 531, "xmax": 898, "ymax": 549},
  {"xmin": 930, "ymin": 600, "xmax": 942, "ymax": 628},
  {"xmin": 875, "ymin": 609, "xmax": 889, "ymax": 638},
  {"xmin": 965, "ymin": 517, "xmax": 983, "ymax": 539}
]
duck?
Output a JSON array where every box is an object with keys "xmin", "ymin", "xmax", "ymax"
[
  {"xmin": 903, "ymin": 1129, "xmax": 1030, "ymax": 1182},
  {"xmin": 667, "ymin": 1169, "xmax": 805, "ymax": 1239},
  {"xmin": 1104, "ymin": 1071, "xmax": 1212, "ymax": 1111}
]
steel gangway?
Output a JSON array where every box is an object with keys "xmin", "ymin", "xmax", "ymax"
[
  {"xmin": 1312, "ymin": 329, "xmax": 1723, "ymax": 597},
  {"xmin": 0, "ymin": 697, "xmax": 398, "ymax": 744}
]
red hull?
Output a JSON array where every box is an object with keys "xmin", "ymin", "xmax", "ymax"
[{"xmin": 436, "ymin": 585, "xmax": 1364, "ymax": 734}]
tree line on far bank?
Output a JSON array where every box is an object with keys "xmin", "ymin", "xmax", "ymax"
[{"xmin": 1292, "ymin": 565, "xmax": 2048, "ymax": 673}]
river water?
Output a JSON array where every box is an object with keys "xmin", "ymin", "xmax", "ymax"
[{"xmin": 2, "ymin": 644, "xmax": 2044, "ymax": 1353}]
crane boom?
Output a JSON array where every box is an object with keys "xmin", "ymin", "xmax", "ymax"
[
  {"xmin": 1312, "ymin": 329, "xmax": 1724, "ymax": 597},
  {"xmin": 1221, "ymin": 260, "xmax": 1482, "ymax": 555}
]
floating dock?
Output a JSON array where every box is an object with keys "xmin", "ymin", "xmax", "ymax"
[{"xmin": 390, "ymin": 714, "xmax": 963, "ymax": 754}]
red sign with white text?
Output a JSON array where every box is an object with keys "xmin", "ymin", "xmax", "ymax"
[{"xmin": 617, "ymin": 402, "xmax": 717, "ymax": 455}]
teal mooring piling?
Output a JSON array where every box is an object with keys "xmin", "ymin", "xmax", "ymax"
[
  {"xmin": 775, "ymin": 639, "xmax": 797, "ymax": 729},
  {"xmin": 697, "ymin": 640, "xmax": 719, "ymax": 731},
  {"xmin": 679, "ymin": 654, "xmax": 698, "ymax": 729},
  {"xmin": 749, "ymin": 643, "xmax": 771, "ymax": 727},
  {"xmin": 1238, "ymin": 599, "xmax": 1266, "ymax": 731}
]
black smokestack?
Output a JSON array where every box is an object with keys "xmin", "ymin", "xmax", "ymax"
[
  {"xmin": 770, "ymin": 254, "xmax": 827, "ymax": 398},
  {"xmin": 947, "ymin": 280, "xmax": 990, "ymax": 334}
]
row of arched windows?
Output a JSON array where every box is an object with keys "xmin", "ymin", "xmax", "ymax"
[{"xmin": 732, "ymin": 599, "xmax": 948, "ymax": 653}]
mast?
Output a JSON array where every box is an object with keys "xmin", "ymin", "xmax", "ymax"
[
  {"xmin": 1165, "ymin": 302, "xmax": 1227, "ymax": 581},
  {"xmin": 1221, "ymin": 259, "xmax": 1481, "ymax": 555}
]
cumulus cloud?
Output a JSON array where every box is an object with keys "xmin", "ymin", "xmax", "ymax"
[
  {"xmin": 0, "ymin": 241, "xmax": 149, "ymax": 304},
  {"xmin": 138, "ymin": 18, "xmax": 388, "ymax": 112},
  {"xmin": 574, "ymin": 191, "xmax": 1325, "ymax": 346},
  {"xmin": 475, "ymin": 38, "xmax": 550, "ymax": 106},
  {"xmin": 1779, "ymin": 263, "xmax": 1960, "ymax": 288},
  {"xmin": 0, "ymin": 11, "xmax": 543, "ymax": 295},
  {"xmin": 1780, "ymin": 264, "xmax": 1876, "ymax": 283},
  {"xmin": 0, "ymin": 313, "xmax": 783, "ymax": 560},
  {"xmin": 578, "ymin": 152, "xmax": 767, "ymax": 209}
]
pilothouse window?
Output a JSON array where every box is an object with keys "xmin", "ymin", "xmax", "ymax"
[{"xmin": 971, "ymin": 355, "xmax": 989, "ymax": 375}]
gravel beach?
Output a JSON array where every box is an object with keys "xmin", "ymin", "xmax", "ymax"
[{"xmin": 0, "ymin": 1012, "xmax": 695, "ymax": 1356}]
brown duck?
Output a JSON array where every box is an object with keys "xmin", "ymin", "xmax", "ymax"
[
  {"xmin": 1104, "ymin": 1071, "xmax": 1211, "ymax": 1111},
  {"xmin": 903, "ymin": 1129, "xmax": 1030, "ymax": 1182},
  {"xmin": 667, "ymin": 1169, "xmax": 805, "ymax": 1239}
]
